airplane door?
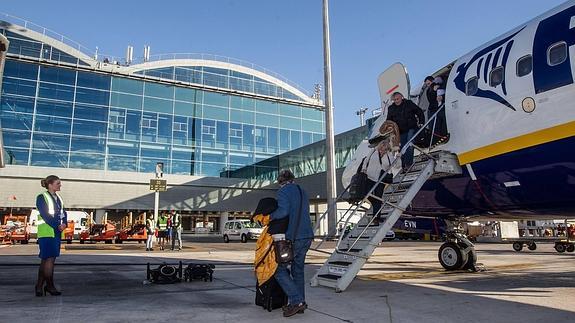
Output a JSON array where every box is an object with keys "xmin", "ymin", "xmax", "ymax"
[{"xmin": 377, "ymin": 62, "xmax": 411, "ymax": 110}]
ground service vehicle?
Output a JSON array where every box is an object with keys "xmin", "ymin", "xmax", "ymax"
[
  {"xmin": 29, "ymin": 210, "xmax": 88, "ymax": 240},
  {"xmin": 79, "ymin": 222, "xmax": 117, "ymax": 244},
  {"xmin": 223, "ymin": 220, "xmax": 263, "ymax": 243},
  {"xmin": 116, "ymin": 224, "xmax": 147, "ymax": 244},
  {"xmin": 0, "ymin": 215, "xmax": 29, "ymax": 244}
]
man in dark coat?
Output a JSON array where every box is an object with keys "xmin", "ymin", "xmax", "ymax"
[
  {"xmin": 386, "ymin": 92, "xmax": 425, "ymax": 169},
  {"xmin": 271, "ymin": 169, "xmax": 313, "ymax": 317}
]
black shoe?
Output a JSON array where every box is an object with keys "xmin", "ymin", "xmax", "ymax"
[
  {"xmin": 35, "ymin": 287, "xmax": 43, "ymax": 297},
  {"xmin": 282, "ymin": 302, "xmax": 307, "ymax": 313},
  {"xmin": 146, "ymin": 248, "xmax": 149, "ymax": 251},
  {"xmin": 44, "ymin": 286, "xmax": 61, "ymax": 296},
  {"xmin": 150, "ymin": 248, "xmax": 154, "ymax": 251},
  {"xmin": 283, "ymin": 302, "xmax": 307, "ymax": 317}
]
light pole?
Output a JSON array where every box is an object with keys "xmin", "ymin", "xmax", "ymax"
[
  {"xmin": 323, "ymin": 0, "xmax": 337, "ymax": 238},
  {"xmin": 0, "ymin": 34, "xmax": 9, "ymax": 168},
  {"xmin": 356, "ymin": 107, "xmax": 368, "ymax": 126}
]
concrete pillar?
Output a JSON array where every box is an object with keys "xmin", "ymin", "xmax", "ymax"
[
  {"xmin": 95, "ymin": 209, "xmax": 106, "ymax": 224},
  {"xmin": 128, "ymin": 211, "xmax": 133, "ymax": 225},
  {"xmin": 203, "ymin": 213, "xmax": 209, "ymax": 227},
  {"xmin": 220, "ymin": 212, "xmax": 229, "ymax": 234}
]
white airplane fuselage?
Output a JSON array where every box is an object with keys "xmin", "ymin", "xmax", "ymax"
[{"xmin": 356, "ymin": 1, "xmax": 575, "ymax": 219}]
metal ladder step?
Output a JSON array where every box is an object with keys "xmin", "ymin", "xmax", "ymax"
[
  {"xmin": 347, "ymin": 236, "xmax": 371, "ymax": 240},
  {"xmin": 311, "ymin": 158, "xmax": 441, "ymax": 293},
  {"xmin": 337, "ymin": 248, "xmax": 362, "ymax": 253},
  {"xmin": 317, "ymin": 274, "xmax": 341, "ymax": 280},
  {"xmin": 328, "ymin": 261, "xmax": 352, "ymax": 266},
  {"xmin": 357, "ymin": 223, "xmax": 380, "ymax": 228}
]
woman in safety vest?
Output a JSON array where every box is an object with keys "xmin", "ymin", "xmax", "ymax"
[{"xmin": 35, "ymin": 175, "xmax": 67, "ymax": 296}]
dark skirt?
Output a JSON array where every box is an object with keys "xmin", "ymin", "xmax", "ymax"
[{"xmin": 38, "ymin": 237, "xmax": 61, "ymax": 259}]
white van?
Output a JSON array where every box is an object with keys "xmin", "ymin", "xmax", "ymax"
[
  {"xmin": 223, "ymin": 219, "xmax": 263, "ymax": 243},
  {"xmin": 29, "ymin": 210, "xmax": 89, "ymax": 239}
]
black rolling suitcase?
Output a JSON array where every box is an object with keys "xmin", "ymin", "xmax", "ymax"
[{"xmin": 255, "ymin": 276, "xmax": 287, "ymax": 312}]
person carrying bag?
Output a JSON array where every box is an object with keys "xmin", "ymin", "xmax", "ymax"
[
  {"xmin": 271, "ymin": 170, "xmax": 313, "ymax": 317},
  {"xmin": 273, "ymin": 184, "xmax": 303, "ymax": 264}
]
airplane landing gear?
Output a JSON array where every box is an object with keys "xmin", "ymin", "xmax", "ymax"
[{"xmin": 438, "ymin": 220, "xmax": 477, "ymax": 271}]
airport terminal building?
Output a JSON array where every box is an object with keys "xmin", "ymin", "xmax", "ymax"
[{"xmin": 0, "ymin": 16, "xmax": 338, "ymax": 230}]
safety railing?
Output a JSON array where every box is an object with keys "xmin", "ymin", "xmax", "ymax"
[{"xmin": 312, "ymin": 104, "xmax": 447, "ymax": 251}]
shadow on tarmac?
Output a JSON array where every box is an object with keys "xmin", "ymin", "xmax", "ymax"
[{"xmin": 1, "ymin": 251, "xmax": 574, "ymax": 322}]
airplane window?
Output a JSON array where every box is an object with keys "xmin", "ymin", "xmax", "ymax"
[
  {"xmin": 465, "ymin": 76, "xmax": 478, "ymax": 96},
  {"xmin": 516, "ymin": 55, "xmax": 532, "ymax": 77},
  {"xmin": 489, "ymin": 66, "xmax": 504, "ymax": 87},
  {"xmin": 548, "ymin": 41, "xmax": 567, "ymax": 66}
]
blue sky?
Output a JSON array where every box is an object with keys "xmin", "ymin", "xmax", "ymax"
[{"xmin": 1, "ymin": 0, "xmax": 567, "ymax": 133}]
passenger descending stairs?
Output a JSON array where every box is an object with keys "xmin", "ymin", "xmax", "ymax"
[{"xmin": 310, "ymin": 150, "xmax": 462, "ymax": 292}]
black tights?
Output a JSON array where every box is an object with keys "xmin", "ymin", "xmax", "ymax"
[
  {"xmin": 36, "ymin": 257, "xmax": 57, "ymax": 291},
  {"xmin": 366, "ymin": 179, "xmax": 385, "ymax": 219}
]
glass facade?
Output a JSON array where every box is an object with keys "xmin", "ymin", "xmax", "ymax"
[
  {"xmin": 226, "ymin": 126, "xmax": 368, "ymax": 181},
  {"xmin": 0, "ymin": 27, "xmax": 325, "ymax": 177}
]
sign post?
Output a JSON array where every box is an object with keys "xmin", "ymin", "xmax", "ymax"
[{"xmin": 151, "ymin": 163, "xmax": 166, "ymax": 224}]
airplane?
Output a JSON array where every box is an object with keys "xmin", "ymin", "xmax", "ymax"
[{"xmin": 340, "ymin": 0, "xmax": 575, "ymax": 272}]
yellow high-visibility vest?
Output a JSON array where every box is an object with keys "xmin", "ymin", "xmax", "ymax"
[{"xmin": 37, "ymin": 191, "xmax": 64, "ymax": 239}]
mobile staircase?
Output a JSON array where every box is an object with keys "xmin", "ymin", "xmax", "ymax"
[{"xmin": 310, "ymin": 106, "xmax": 462, "ymax": 292}]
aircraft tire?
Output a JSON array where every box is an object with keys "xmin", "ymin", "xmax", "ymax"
[
  {"xmin": 554, "ymin": 243, "xmax": 566, "ymax": 253},
  {"xmin": 438, "ymin": 242, "xmax": 467, "ymax": 270},
  {"xmin": 512, "ymin": 242, "xmax": 523, "ymax": 252},
  {"xmin": 566, "ymin": 244, "xmax": 575, "ymax": 253},
  {"xmin": 527, "ymin": 242, "xmax": 537, "ymax": 251}
]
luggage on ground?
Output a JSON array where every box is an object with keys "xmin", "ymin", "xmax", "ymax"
[{"xmin": 255, "ymin": 276, "xmax": 287, "ymax": 312}]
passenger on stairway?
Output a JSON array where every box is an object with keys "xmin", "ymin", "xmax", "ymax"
[
  {"xmin": 426, "ymin": 76, "xmax": 444, "ymax": 119},
  {"xmin": 430, "ymin": 88, "xmax": 448, "ymax": 140},
  {"xmin": 385, "ymin": 92, "xmax": 425, "ymax": 171},
  {"xmin": 418, "ymin": 76, "xmax": 435, "ymax": 121},
  {"xmin": 365, "ymin": 121, "xmax": 402, "ymax": 221}
]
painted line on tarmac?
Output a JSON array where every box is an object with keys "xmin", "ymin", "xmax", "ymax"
[{"xmin": 357, "ymin": 263, "xmax": 539, "ymax": 281}]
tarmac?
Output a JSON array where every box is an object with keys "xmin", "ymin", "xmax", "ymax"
[{"xmin": 1, "ymin": 239, "xmax": 574, "ymax": 323}]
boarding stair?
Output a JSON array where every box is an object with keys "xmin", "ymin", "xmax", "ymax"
[{"xmin": 310, "ymin": 106, "xmax": 462, "ymax": 292}]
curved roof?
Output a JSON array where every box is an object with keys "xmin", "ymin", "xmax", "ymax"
[
  {"xmin": 125, "ymin": 58, "xmax": 312, "ymax": 102},
  {"xmin": 0, "ymin": 13, "xmax": 318, "ymax": 104}
]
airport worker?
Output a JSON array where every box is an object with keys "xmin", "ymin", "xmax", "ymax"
[
  {"xmin": 166, "ymin": 213, "xmax": 172, "ymax": 244},
  {"xmin": 145, "ymin": 213, "xmax": 155, "ymax": 251},
  {"xmin": 156, "ymin": 213, "xmax": 168, "ymax": 250},
  {"xmin": 386, "ymin": 91, "xmax": 425, "ymax": 170},
  {"xmin": 35, "ymin": 175, "xmax": 67, "ymax": 297},
  {"xmin": 170, "ymin": 210, "xmax": 182, "ymax": 251},
  {"xmin": 271, "ymin": 169, "xmax": 314, "ymax": 317}
]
